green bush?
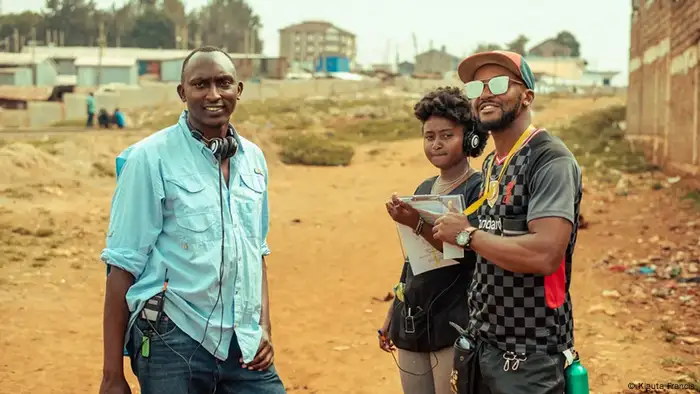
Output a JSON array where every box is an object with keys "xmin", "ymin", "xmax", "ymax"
[
  {"xmin": 277, "ymin": 133, "xmax": 355, "ymax": 166},
  {"xmin": 334, "ymin": 116, "xmax": 417, "ymax": 143}
]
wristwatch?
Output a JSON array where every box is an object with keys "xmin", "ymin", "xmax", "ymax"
[{"xmin": 456, "ymin": 227, "xmax": 479, "ymax": 249}]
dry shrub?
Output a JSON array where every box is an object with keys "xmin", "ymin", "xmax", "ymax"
[
  {"xmin": 276, "ymin": 133, "xmax": 355, "ymax": 167},
  {"xmin": 556, "ymin": 105, "xmax": 654, "ymax": 181}
]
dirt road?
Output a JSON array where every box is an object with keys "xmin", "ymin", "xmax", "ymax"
[{"xmin": 0, "ymin": 96, "xmax": 697, "ymax": 394}]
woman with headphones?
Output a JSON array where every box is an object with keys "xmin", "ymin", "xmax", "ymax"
[{"xmin": 381, "ymin": 86, "xmax": 488, "ymax": 394}]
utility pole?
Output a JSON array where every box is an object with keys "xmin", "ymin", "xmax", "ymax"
[
  {"xmin": 249, "ymin": 29, "xmax": 256, "ymax": 79},
  {"xmin": 12, "ymin": 28, "xmax": 18, "ymax": 52},
  {"xmin": 174, "ymin": 23, "xmax": 180, "ymax": 49},
  {"xmin": 243, "ymin": 28, "xmax": 250, "ymax": 78},
  {"xmin": 195, "ymin": 27, "xmax": 202, "ymax": 49},
  {"xmin": 31, "ymin": 26, "xmax": 36, "ymax": 85},
  {"xmin": 97, "ymin": 21, "xmax": 105, "ymax": 87}
]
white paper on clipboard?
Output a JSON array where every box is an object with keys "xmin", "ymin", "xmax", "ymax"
[{"xmin": 395, "ymin": 194, "xmax": 466, "ymax": 275}]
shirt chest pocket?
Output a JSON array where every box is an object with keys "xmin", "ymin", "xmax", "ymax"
[
  {"xmin": 234, "ymin": 173, "xmax": 265, "ymax": 240},
  {"xmin": 166, "ymin": 174, "xmax": 220, "ymax": 245}
]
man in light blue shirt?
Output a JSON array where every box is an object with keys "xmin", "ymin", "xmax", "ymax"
[{"xmin": 98, "ymin": 46, "xmax": 285, "ymax": 394}]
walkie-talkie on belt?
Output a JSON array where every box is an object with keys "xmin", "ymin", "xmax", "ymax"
[
  {"xmin": 139, "ymin": 270, "xmax": 169, "ymax": 359},
  {"xmin": 141, "ymin": 270, "xmax": 169, "ymax": 324}
]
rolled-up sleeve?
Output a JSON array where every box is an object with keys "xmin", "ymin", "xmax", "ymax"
[
  {"xmin": 100, "ymin": 148, "xmax": 164, "ymax": 278},
  {"xmin": 260, "ymin": 157, "xmax": 271, "ymax": 257}
]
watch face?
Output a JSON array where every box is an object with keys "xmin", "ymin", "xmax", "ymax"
[{"xmin": 456, "ymin": 231, "xmax": 469, "ymax": 246}]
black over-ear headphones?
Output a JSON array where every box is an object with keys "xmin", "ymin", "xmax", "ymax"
[
  {"xmin": 462, "ymin": 123, "xmax": 481, "ymax": 156},
  {"xmin": 188, "ymin": 121, "xmax": 239, "ymax": 160}
]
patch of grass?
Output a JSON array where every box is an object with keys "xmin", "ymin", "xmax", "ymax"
[
  {"xmin": 25, "ymin": 137, "xmax": 63, "ymax": 155},
  {"xmin": 333, "ymin": 116, "xmax": 417, "ymax": 143},
  {"xmin": 92, "ymin": 161, "xmax": 116, "ymax": 177},
  {"xmin": 51, "ymin": 119, "xmax": 87, "ymax": 127},
  {"xmin": 661, "ymin": 357, "xmax": 684, "ymax": 368},
  {"xmin": 276, "ymin": 133, "xmax": 355, "ymax": 166},
  {"xmin": 555, "ymin": 105, "xmax": 654, "ymax": 181},
  {"xmin": 681, "ymin": 189, "xmax": 700, "ymax": 209},
  {"xmin": 367, "ymin": 147, "xmax": 384, "ymax": 156}
]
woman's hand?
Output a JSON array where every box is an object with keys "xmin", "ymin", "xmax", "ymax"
[{"xmin": 385, "ymin": 193, "xmax": 421, "ymax": 229}]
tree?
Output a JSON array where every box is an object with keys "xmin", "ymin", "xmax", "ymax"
[
  {"xmin": 554, "ymin": 30, "xmax": 580, "ymax": 57},
  {"xmin": 42, "ymin": 0, "xmax": 97, "ymax": 46},
  {"xmin": 128, "ymin": 6, "xmax": 175, "ymax": 49},
  {"xmin": 505, "ymin": 34, "xmax": 529, "ymax": 56},
  {"xmin": 472, "ymin": 43, "xmax": 502, "ymax": 54},
  {"xmin": 0, "ymin": 0, "xmax": 264, "ymax": 52},
  {"xmin": 0, "ymin": 11, "xmax": 45, "ymax": 51},
  {"xmin": 197, "ymin": 0, "xmax": 264, "ymax": 53}
]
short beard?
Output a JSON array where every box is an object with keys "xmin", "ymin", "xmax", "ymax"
[{"xmin": 476, "ymin": 98, "xmax": 522, "ymax": 133}]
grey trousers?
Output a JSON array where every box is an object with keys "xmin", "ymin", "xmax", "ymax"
[
  {"xmin": 474, "ymin": 341, "xmax": 566, "ymax": 394},
  {"xmin": 398, "ymin": 347, "xmax": 454, "ymax": 394}
]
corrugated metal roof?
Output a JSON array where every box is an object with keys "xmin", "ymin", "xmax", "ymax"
[
  {"xmin": 0, "ymin": 52, "xmax": 51, "ymax": 66},
  {"xmin": 74, "ymin": 56, "xmax": 137, "ymax": 67},
  {"xmin": 21, "ymin": 46, "xmax": 277, "ymax": 61}
]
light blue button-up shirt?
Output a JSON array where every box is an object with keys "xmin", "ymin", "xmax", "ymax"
[{"xmin": 100, "ymin": 111, "xmax": 271, "ymax": 363}]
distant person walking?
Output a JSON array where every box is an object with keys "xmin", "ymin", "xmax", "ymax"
[
  {"xmin": 86, "ymin": 92, "xmax": 96, "ymax": 128},
  {"xmin": 380, "ymin": 86, "xmax": 488, "ymax": 394}
]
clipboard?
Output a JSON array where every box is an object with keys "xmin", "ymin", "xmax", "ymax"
[{"xmin": 394, "ymin": 194, "xmax": 466, "ymax": 275}]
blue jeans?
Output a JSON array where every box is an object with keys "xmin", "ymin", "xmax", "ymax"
[{"xmin": 127, "ymin": 314, "xmax": 286, "ymax": 394}]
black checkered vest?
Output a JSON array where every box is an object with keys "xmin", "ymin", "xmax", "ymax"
[{"xmin": 468, "ymin": 131, "xmax": 580, "ymax": 355}]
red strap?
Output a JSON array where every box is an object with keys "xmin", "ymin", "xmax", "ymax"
[{"xmin": 544, "ymin": 258, "xmax": 567, "ymax": 309}]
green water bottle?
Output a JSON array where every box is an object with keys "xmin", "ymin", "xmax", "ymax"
[{"xmin": 565, "ymin": 358, "xmax": 590, "ymax": 394}]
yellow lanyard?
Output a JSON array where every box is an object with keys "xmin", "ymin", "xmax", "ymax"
[{"xmin": 463, "ymin": 125, "xmax": 538, "ymax": 216}]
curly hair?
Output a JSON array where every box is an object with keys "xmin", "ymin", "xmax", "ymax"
[{"xmin": 413, "ymin": 86, "xmax": 489, "ymax": 158}]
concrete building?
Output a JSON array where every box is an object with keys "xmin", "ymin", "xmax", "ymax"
[
  {"xmin": 22, "ymin": 46, "xmax": 288, "ymax": 82},
  {"xmin": 160, "ymin": 58, "xmax": 185, "ymax": 83},
  {"xmin": 525, "ymin": 56, "xmax": 587, "ymax": 80},
  {"xmin": 580, "ymin": 70, "xmax": 618, "ymax": 87},
  {"xmin": 398, "ymin": 61, "xmax": 415, "ymax": 76},
  {"xmin": 75, "ymin": 57, "xmax": 139, "ymax": 86},
  {"xmin": 0, "ymin": 67, "xmax": 34, "ymax": 86},
  {"xmin": 0, "ymin": 53, "xmax": 58, "ymax": 86},
  {"xmin": 414, "ymin": 47, "xmax": 459, "ymax": 75},
  {"xmin": 625, "ymin": 0, "xmax": 700, "ymax": 175},
  {"xmin": 279, "ymin": 21, "xmax": 356, "ymax": 71},
  {"xmin": 528, "ymin": 39, "xmax": 573, "ymax": 57}
]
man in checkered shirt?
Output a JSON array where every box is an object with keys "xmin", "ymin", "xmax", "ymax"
[{"xmin": 433, "ymin": 50, "xmax": 582, "ymax": 393}]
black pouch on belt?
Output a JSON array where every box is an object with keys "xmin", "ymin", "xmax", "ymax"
[{"xmin": 449, "ymin": 322, "xmax": 479, "ymax": 394}]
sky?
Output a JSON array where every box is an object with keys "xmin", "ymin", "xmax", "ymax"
[{"xmin": 8, "ymin": 0, "xmax": 632, "ymax": 85}]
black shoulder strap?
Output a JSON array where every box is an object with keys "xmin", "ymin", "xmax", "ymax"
[{"xmin": 415, "ymin": 176, "xmax": 438, "ymax": 195}]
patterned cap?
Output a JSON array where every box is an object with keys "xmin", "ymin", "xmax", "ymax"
[{"xmin": 457, "ymin": 50, "xmax": 536, "ymax": 90}]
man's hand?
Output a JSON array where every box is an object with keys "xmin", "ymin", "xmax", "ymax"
[
  {"xmin": 99, "ymin": 373, "xmax": 132, "ymax": 394},
  {"xmin": 385, "ymin": 193, "xmax": 421, "ymax": 229},
  {"xmin": 433, "ymin": 202, "xmax": 471, "ymax": 245},
  {"xmin": 241, "ymin": 327, "xmax": 274, "ymax": 371}
]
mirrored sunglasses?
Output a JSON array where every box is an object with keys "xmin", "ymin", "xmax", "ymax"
[{"xmin": 464, "ymin": 76, "xmax": 523, "ymax": 100}]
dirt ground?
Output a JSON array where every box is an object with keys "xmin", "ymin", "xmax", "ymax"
[{"xmin": 0, "ymin": 94, "xmax": 698, "ymax": 394}]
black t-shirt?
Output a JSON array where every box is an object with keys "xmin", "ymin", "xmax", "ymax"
[{"xmin": 388, "ymin": 172, "xmax": 482, "ymax": 352}]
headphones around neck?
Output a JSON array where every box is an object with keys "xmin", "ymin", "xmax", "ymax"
[
  {"xmin": 188, "ymin": 121, "xmax": 239, "ymax": 160},
  {"xmin": 462, "ymin": 123, "xmax": 482, "ymax": 156}
]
